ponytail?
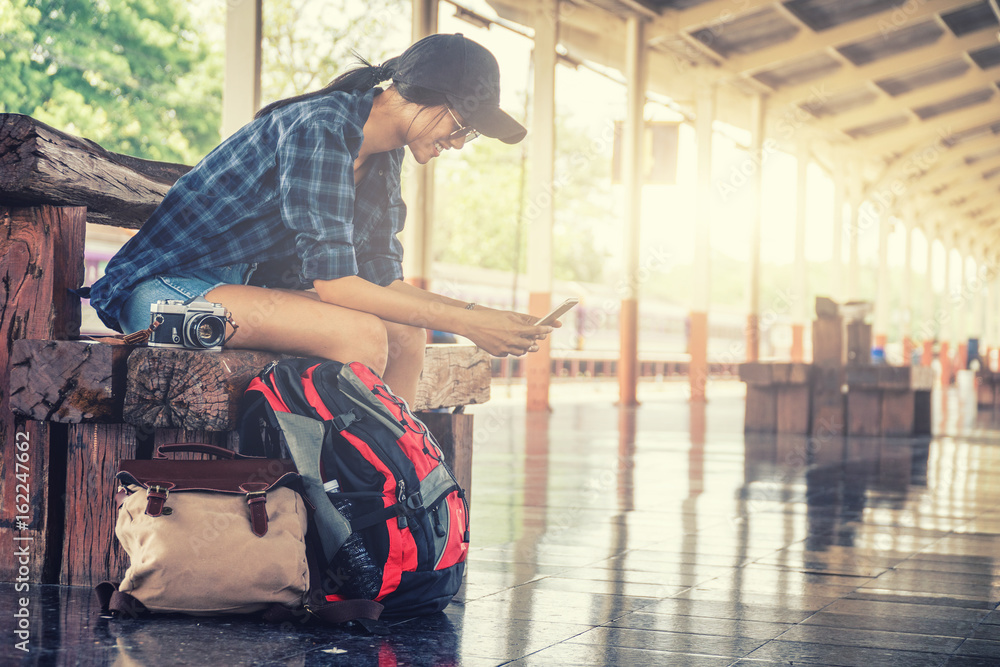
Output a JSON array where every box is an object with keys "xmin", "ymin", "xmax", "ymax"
[{"xmin": 255, "ymin": 55, "xmax": 401, "ymax": 119}]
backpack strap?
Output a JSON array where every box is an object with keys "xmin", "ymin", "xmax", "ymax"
[
  {"xmin": 273, "ymin": 411, "xmax": 353, "ymax": 562},
  {"xmin": 307, "ymin": 599, "xmax": 385, "ymax": 627}
]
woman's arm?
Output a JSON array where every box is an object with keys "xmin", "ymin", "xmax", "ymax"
[
  {"xmin": 385, "ymin": 279, "xmax": 475, "ymax": 310},
  {"xmin": 313, "ymin": 276, "xmax": 552, "ymax": 356}
]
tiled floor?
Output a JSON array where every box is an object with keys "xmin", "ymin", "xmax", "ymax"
[{"xmin": 5, "ymin": 379, "xmax": 1000, "ymax": 666}]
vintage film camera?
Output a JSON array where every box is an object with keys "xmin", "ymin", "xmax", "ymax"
[{"xmin": 148, "ymin": 296, "xmax": 230, "ymax": 351}]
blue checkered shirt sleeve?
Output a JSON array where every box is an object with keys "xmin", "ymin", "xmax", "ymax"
[{"xmin": 277, "ymin": 118, "xmax": 361, "ymax": 282}]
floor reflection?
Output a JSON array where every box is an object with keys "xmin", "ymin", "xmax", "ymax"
[{"xmin": 8, "ymin": 382, "xmax": 1000, "ymax": 666}]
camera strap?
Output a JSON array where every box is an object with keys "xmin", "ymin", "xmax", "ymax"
[
  {"xmin": 109, "ymin": 313, "xmax": 239, "ymax": 347},
  {"xmin": 115, "ymin": 318, "xmax": 162, "ymax": 345}
]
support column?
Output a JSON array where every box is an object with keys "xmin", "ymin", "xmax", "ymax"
[
  {"xmin": 992, "ymin": 276, "xmax": 1000, "ymax": 371},
  {"xmin": 525, "ymin": 0, "xmax": 557, "ymax": 412},
  {"xmin": 618, "ymin": 16, "xmax": 647, "ymax": 407},
  {"xmin": 745, "ymin": 95, "xmax": 765, "ymax": 362},
  {"xmin": 972, "ymin": 254, "xmax": 984, "ymax": 368},
  {"xmin": 873, "ymin": 212, "xmax": 891, "ymax": 352},
  {"xmin": 901, "ymin": 219, "xmax": 914, "ymax": 365},
  {"xmin": 847, "ymin": 168, "xmax": 862, "ymax": 301},
  {"xmin": 831, "ymin": 155, "xmax": 845, "ymax": 303},
  {"xmin": 941, "ymin": 242, "xmax": 953, "ymax": 387},
  {"xmin": 689, "ymin": 85, "xmax": 715, "ymax": 402},
  {"xmin": 790, "ymin": 140, "xmax": 808, "ymax": 362},
  {"xmin": 956, "ymin": 250, "xmax": 972, "ymax": 371},
  {"xmin": 222, "ymin": 0, "xmax": 262, "ymax": 139},
  {"xmin": 921, "ymin": 228, "xmax": 935, "ymax": 367},
  {"xmin": 403, "ymin": 0, "xmax": 439, "ymax": 290}
]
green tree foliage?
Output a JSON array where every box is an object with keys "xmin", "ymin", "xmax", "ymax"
[
  {"xmin": 260, "ymin": 0, "xmax": 405, "ymax": 105},
  {"xmin": 434, "ymin": 118, "xmax": 614, "ymax": 284},
  {"xmin": 0, "ymin": 0, "xmax": 221, "ymax": 163}
]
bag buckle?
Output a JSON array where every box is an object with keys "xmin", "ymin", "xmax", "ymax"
[
  {"xmin": 144, "ymin": 483, "xmax": 173, "ymax": 517},
  {"xmin": 245, "ymin": 489, "xmax": 270, "ymax": 537}
]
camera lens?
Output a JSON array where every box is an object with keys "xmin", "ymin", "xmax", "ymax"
[{"xmin": 185, "ymin": 314, "xmax": 226, "ymax": 349}]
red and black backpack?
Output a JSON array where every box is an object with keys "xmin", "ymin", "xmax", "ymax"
[{"xmin": 238, "ymin": 357, "xmax": 469, "ymax": 619}]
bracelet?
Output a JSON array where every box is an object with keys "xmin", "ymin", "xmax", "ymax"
[{"xmin": 465, "ymin": 302, "xmax": 476, "ymax": 310}]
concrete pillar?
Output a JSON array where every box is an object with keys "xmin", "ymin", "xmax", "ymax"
[
  {"xmin": 525, "ymin": 0, "xmax": 557, "ymax": 412},
  {"xmin": 956, "ymin": 250, "xmax": 972, "ymax": 370},
  {"xmin": 222, "ymin": 0, "xmax": 262, "ymax": 139},
  {"xmin": 831, "ymin": 156, "xmax": 845, "ymax": 303},
  {"xmin": 847, "ymin": 168, "xmax": 862, "ymax": 301},
  {"xmin": 402, "ymin": 0, "xmax": 439, "ymax": 290},
  {"xmin": 941, "ymin": 242, "xmax": 953, "ymax": 386},
  {"xmin": 992, "ymin": 277, "xmax": 1000, "ymax": 371},
  {"xmin": 745, "ymin": 95, "xmax": 765, "ymax": 363},
  {"xmin": 873, "ymin": 213, "xmax": 891, "ymax": 352},
  {"xmin": 619, "ymin": 16, "xmax": 647, "ymax": 408},
  {"xmin": 972, "ymin": 254, "xmax": 984, "ymax": 367},
  {"xmin": 689, "ymin": 84, "xmax": 715, "ymax": 402},
  {"xmin": 901, "ymin": 220, "xmax": 914, "ymax": 364},
  {"xmin": 921, "ymin": 230, "xmax": 935, "ymax": 367},
  {"xmin": 791, "ymin": 140, "xmax": 808, "ymax": 362}
]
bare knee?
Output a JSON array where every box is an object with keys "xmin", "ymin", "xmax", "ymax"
[
  {"xmin": 331, "ymin": 313, "xmax": 388, "ymax": 375},
  {"xmin": 386, "ymin": 324, "xmax": 426, "ymax": 368}
]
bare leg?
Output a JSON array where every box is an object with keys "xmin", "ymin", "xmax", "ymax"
[
  {"xmin": 382, "ymin": 322, "xmax": 426, "ymax": 405},
  {"xmin": 206, "ymin": 284, "xmax": 389, "ymax": 374}
]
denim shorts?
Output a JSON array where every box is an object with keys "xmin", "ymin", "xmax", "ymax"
[{"xmin": 119, "ymin": 263, "xmax": 255, "ymax": 334}]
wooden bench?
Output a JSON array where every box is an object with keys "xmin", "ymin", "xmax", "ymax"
[
  {"xmin": 0, "ymin": 114, "xmax": 490, "ymax": 586},
  {"xmin": 738, "ymin": 299, "xmax": 934, "ymax": 438}
]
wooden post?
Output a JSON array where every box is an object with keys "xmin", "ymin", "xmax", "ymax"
[
  {"xmin": 1, "ymin": 205, "xmax": 85, "ymax": 582},
  {"xmin": 418, "ymin": 412, "xmax": 474, "ymax": 508},
  {"xmin": 61, "ymin": 424, "xmax": 136, "ymax": 586},
  {"xmin": 690, "ymin": 85, "xmax": 714, "ymax": 403},
  {"xmin": 746, "ymin": 95, "xmax": 765, "ymax": 363},
  {"xmin": 619, "ymin": 15, "xmax": 646, "ymax": 408},
  {"xmin": 526, "ymin": 0, "xmax": 557, "ymax": 413}
]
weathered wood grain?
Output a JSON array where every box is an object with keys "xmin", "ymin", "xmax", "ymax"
[
  {"xmin": 10, "ymin": 339, "xmax": 133, "ymax": 422},
  {"xmin": 0, "ymin": 114, "xmax": 189, "ymax": 228},
  {"xmin": 414, "ymin": 344, "xmax": 491, "ymax": 410},
  {"xmin": 123, "ymin": 347, "xmax": 283, "ymax": 431},
  {"xmin": 61, "ymin": 424, "xmax": 135, "ymax": 586},
  {"xmin": 14, "ymin": 342, "xmax": 492, "ymax": 431},
  {"xmin": 0, "ymin": 205, "xmax": 85, "ymax": 583}
]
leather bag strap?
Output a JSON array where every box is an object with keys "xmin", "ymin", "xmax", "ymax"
[
  {"xmin": 153, "ymin": 443, "xmax": 240, "ymax": 459},
  {"xmin": 94, "ymin": 582, "xmax": 149, "ymax": 618}
]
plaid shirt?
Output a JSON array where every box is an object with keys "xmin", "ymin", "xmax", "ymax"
[{"xmin": 89, "ymin": 88, "xmax": 406, "ymax": 331}]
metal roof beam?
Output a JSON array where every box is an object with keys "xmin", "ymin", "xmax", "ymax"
[
  {"xmin": 852, "ymin": 100, "xmax": 1000, "ymax": 153},
  {"xmin": 653, "ymin": 0, "xmax": 779, "ymax": 34},
  {"xmin": 830, "ymin": 66, "xmax": 1000, "ymax": 132},
  {"xmin": 766, "ymin": 28, "xmax": 999, "ymax": 110},
  {"xmin": 883, "ymin": 135, "xmax": 1000, "ymax": 192},
  {"xmin": 917, "ymin": 156, "xmax": 1000, "ymax": 193},
  {"xmin": 730, "ymin": 0, "xmax": 976, "ymax": 76}
]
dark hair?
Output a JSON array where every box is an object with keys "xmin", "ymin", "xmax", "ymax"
[{"xmin": 255, "ymin": 55, "xmax": 451, "ymax": 119}]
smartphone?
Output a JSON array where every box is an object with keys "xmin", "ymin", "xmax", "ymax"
[{"xmin": 535, "ymin": 298, "xmax": 580, "ymax": 326}]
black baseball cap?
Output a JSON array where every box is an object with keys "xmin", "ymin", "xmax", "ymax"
[{"xmin": 393, "ymin": 33, "xmax": 527, "ymax": 145}]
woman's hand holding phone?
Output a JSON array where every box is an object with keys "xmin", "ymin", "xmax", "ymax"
[{"xmin": 464, "ymin": 308, "xmax": 554, "ymax": 357}]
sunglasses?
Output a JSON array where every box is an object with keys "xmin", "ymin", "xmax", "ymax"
[{"xmin": 446, "ymin": 108, "xmax": 481, "ymax": 143}]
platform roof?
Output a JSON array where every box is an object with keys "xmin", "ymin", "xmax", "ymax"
[{"xmin": 487, "ymin": 0, "xmax": 1000, "ymax": 257}]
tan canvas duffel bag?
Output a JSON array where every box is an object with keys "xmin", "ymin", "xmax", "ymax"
[{"xmin": 98, "ymin": 443, "xmax": 309, "ymax": 615}]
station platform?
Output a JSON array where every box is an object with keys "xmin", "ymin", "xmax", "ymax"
[{"xmin": 5, "ymin": 379, "xmax": 1000, "ymax": 666}]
